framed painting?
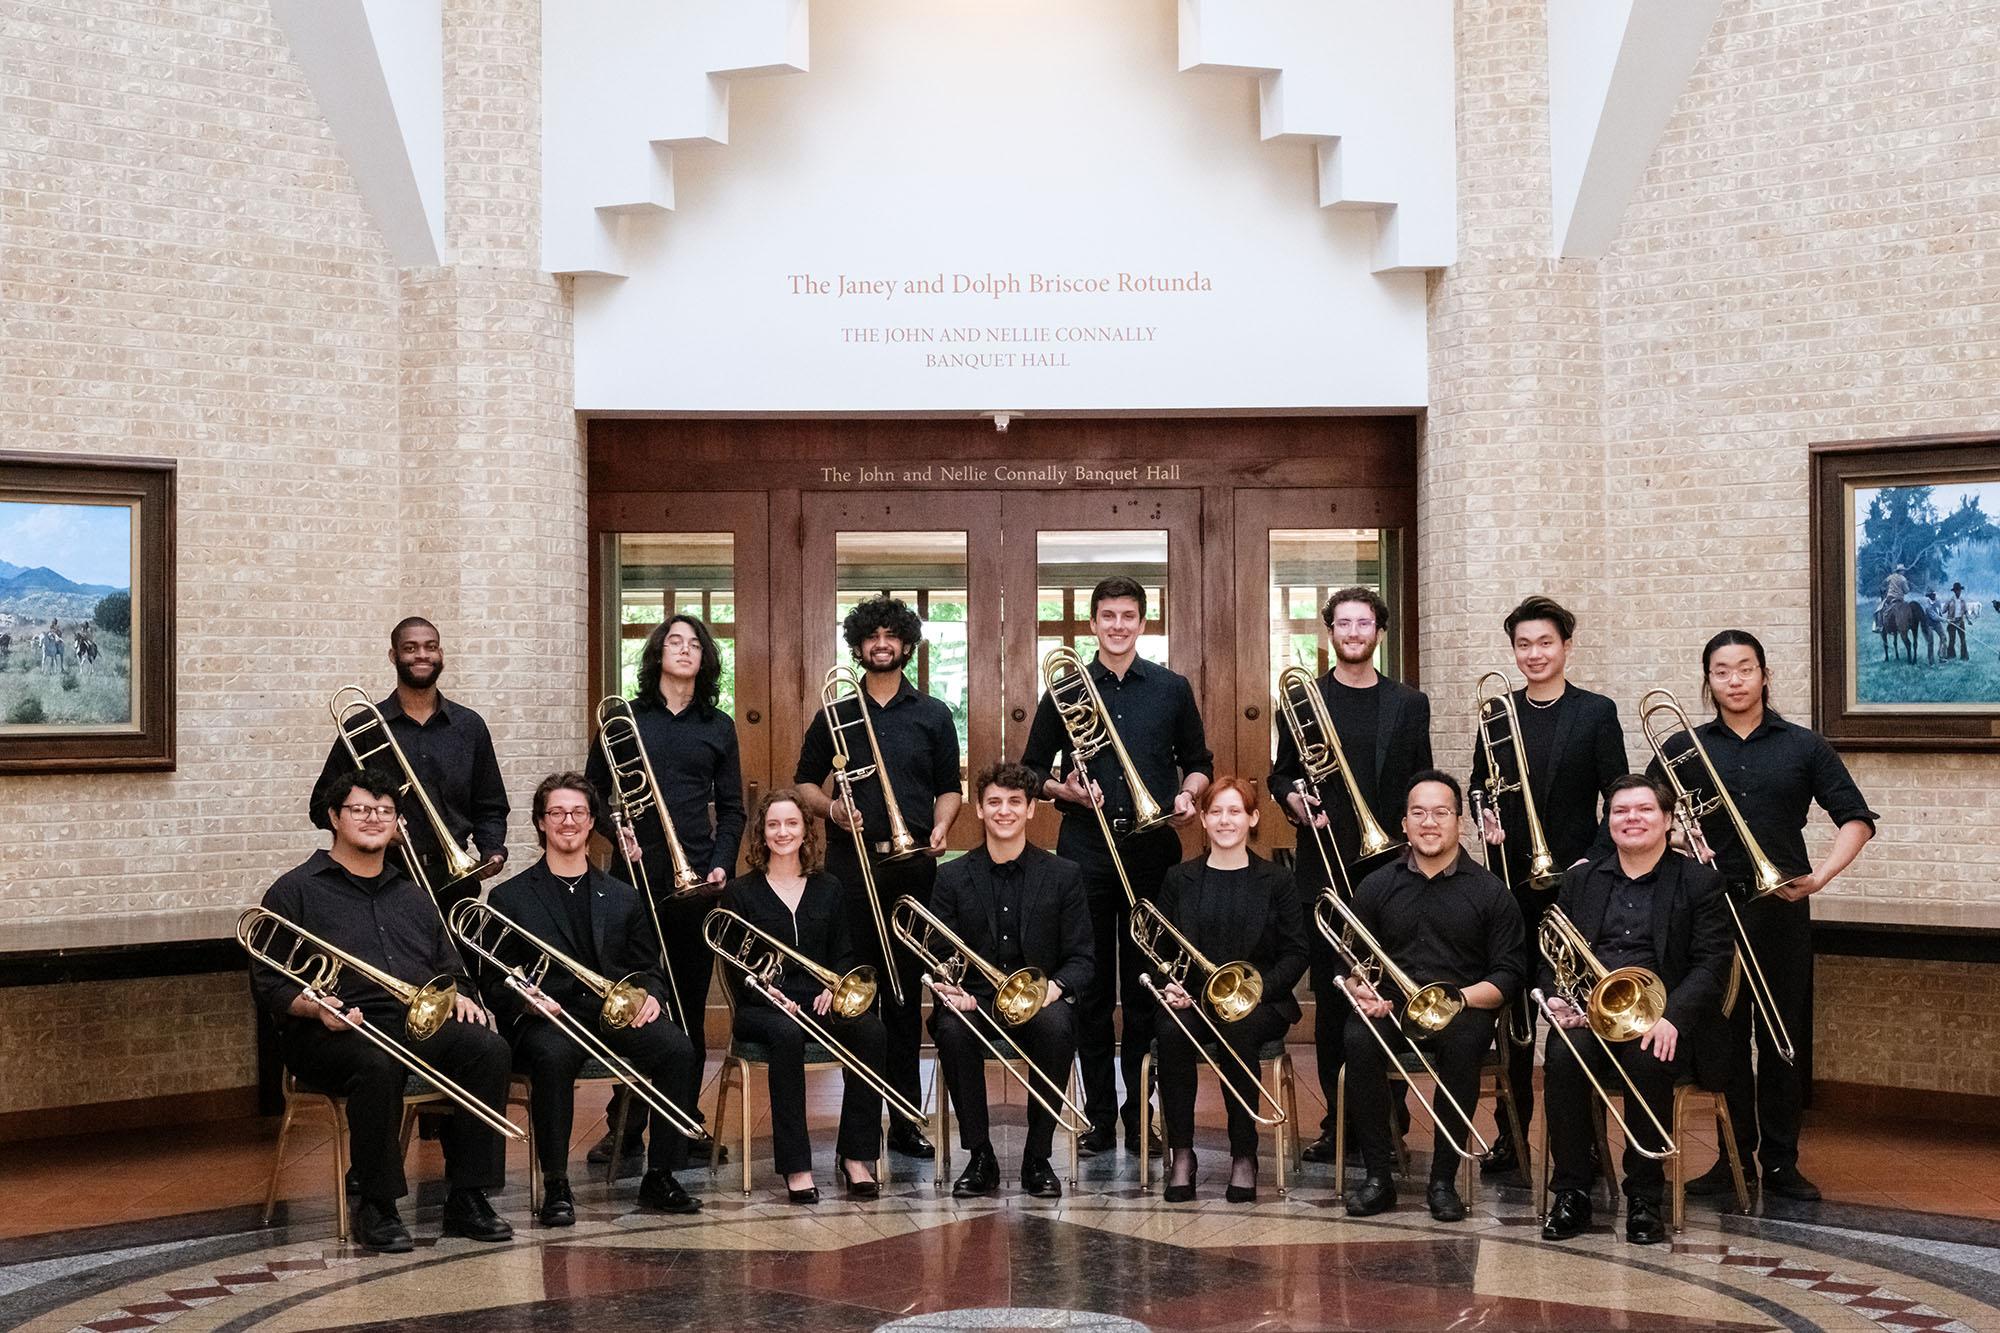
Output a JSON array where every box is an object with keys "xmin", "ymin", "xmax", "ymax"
[
  {"xmin": 0, "ymin": 454, "xmax": 175, "ymax": 773},
  {"xmin": 1811, "ymin": 433, "xmax": 2000, "ymax": 750}
]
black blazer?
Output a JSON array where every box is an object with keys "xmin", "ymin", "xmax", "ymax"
[
  {"xmin": 1268, "ymin": 673, "xmax": 1433, "ymax": 875},
  {"xmin": 1537, "ymin": 850, "xmax": 1734, "ymax": 1079},
  {"xmin": 1156, "ymin": 853, "xmax": 1309, "ymax": 1024},
  {"xmin": 717, "ymin": 871, "xmax": 859, "ymax": 1011},
  {"xmin": 480, "ymin": 860, "xmax": 667, "ymax": 1032},
  {"xmin": 929, "ymin": 844, "xmax": 1094, "ymax": 1003},
  {"xmin": 1468, "ymin": 684, "xmax": 1628, "ymax": 875}
]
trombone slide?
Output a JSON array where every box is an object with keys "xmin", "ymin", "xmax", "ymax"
[
  {"xmin": 1529, "ymin": 988, "xmax": 1676, "ymax": 1162},
  {"xmin": 920, "ymin": 973, "xmax": 1092, "ymax": 1136},
  {"xmin": 1138, "ymin": 975, "xmax": 1285, "ymax": 1128}
]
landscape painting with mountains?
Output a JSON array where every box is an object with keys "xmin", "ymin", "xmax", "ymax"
[{"xmin": 0, "ymin": 500, "xmax": 136, "ymax": 730}]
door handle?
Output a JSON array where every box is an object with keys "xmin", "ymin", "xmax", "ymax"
[
  {"xmin": 745, "ymin": 710, "xmax": 762, "ymax": 724},
  {"xmin": 1011, "ymin": 707, "xmax": 1026, "ymax": 722},
  {"xmin": 1244, "ymin": 705, "xmax": 1260, "ymax": 721}
]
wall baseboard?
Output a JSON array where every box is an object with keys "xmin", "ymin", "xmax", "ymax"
[
  {"xmin": 0, "ymin": 1086, "xmax": 259, "ymax": 1145},
  {"xmin": 1812, "ymin": 1079, "xmax": 2000, "ymax": 1127}
]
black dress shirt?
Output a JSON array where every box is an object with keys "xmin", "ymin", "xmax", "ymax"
[
  {"xmin": 1269, "ymin": 671, "xmax": 1432, "ymax": 871},
  {"xmin": 795, "ymin": 676, "xmax": 960, "ymax": 844},
  {"xmin": 249, "ymin": 850, "xmax": 470, "ymax": 1028},
  {"xmin": 1020, "ymin": 654, "xmax": 1213, "ymax": 828},
  {"xmin": 718, "ymin": 871, "xmax": 861, "ymax": 1011},
  {"xmin": 1350, "ymin": 851, "xmax": 1524, "ymax": 1000},
  {"xmin": 1156, "ymin": 853, "xmax": 1310, "ymax": 1024},
  {"xmin": 1594, "ymin": 862, "xmax": 1659, "ymax": 973},
  {"xmin": 929, "ymin": 844, "xmax": 1095, "ymax": 1001},
  {"xmin": 310, "ymin": 691, "xmax": 510, "ymax": 866},
  {"xmin": 586, "ymin": 694, "xmax": 746, "ymax": 879},
  {"xmin": 479, "ymin": 859, "xmax": 669, "ymax": 1029},
  {"xmin": 989, "ymin": 854, "xmax": 1028, "ymax": 970},
  {"xmin": 1645, "ymin": 711, "xmax": 1878, "ymax": 883}
]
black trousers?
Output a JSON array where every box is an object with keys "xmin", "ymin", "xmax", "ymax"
[
  {"xmin": 733, "ymin": 1003, "xmax": 887, "ymax": 1175},
  {"xmin": 603, "ymin": 893, "xmax": 714, "ymax": 1154},
  {"xmin": 825, "ymin": 840, "xmax": 935, "ymax": 1111},
  {"xmin": 1493, "ymin": 891, "xmax": 1544, "ymax": 1145},
  {"xmin": 1544, "ymin": 1023, "xmax": 1681, "ymax": 1203},
  {"xmin": 1712, "ymin": 892, "xmax": 1812, "ymax": 1172},
  {"xmin": 1058, "ymin": 821, "xmax": 1181, "ymax": 1131},
  {"xmin": 282, "ymin": 1012, "xmax": 510, "ymax": 1202},
  {"xmin": 931, "ymin": 997, "xmax": 1076, "ymax": 1162},
  {"xmin": 515, "ymin": 1008, "xmax": 695, "ymax": 1178},
  {"xmin": 1344, "ymin": 1006, "xmax": 1498, "ymax": 1183},
  {"xmin": 1309, "ymin": 939, "xmax": 1352, "ymax": 1138},
  {"xmin": 1155, "ymin": 1001, "xmax": 1290, "ymax": 1157}
]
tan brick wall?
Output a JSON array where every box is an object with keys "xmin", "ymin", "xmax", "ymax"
[
  {"xmin": 1816, "ymin": 955, "xmax": 2000, "ymax": 1099},
  {"xmin": 0, "ymin": 974, "xmax": 257, "ymax": 1114}
]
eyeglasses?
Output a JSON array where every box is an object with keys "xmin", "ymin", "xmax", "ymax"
[
  {"xmin": 1331, "ymin": 618, "xmax": 1377, "ymax": 633},
  {"xmin": 1407, "ymin": 807, "xmax": 1458, "ymax": 825},
  {"xmin": 340, "ymin": 804, "xmax": 397, "ymax": 822},
  {"xmin": 543, "ymin": 809, "xmax": 593, "ymax": 825},
  {"xmin": 1707, "ymin": 667, "xmax": 1762, "ymax": 683}
]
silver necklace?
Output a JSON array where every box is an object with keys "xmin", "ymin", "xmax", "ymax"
[
  {"xmin": 1526, "ymin": 688, "xmax": 1563, "ymax": 710},
  {"xmin": 554, "ymin": 870, "xmax": 587, "ymax": 893}
]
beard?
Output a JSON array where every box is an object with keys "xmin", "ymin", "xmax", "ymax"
[
  {"xmin": 395, "ymin": 656, "xmax": 444, "ymax": 690},
  {"xmin": 859, "ymin": 644, "xmax": 916, "ymax": 674}
]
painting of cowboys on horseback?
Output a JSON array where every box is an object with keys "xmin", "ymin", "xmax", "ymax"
[
  {"xmin": 0, "ymin": 499, "xmax": 135, "ymax": 730},
  {"xmin": 1852, "ymin": 478, "xmax": 2000, "ymax": 709}
]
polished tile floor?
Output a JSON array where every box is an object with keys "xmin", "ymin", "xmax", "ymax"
[{"xmin": 4, "ymin": 1052, "xmax": 1998, "ymax": 1332}]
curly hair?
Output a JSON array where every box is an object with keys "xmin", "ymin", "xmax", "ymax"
[
  {"xmin": 744, "ymin": 787, "xmax": 825, "ymax": 874},
  {"xmin": 842, "ymin": 596, "xmax": 923, "ymax": 659},
  {"xmin": 1322, "ymin": 585, "xmax": 1389, "ymax": 632}
]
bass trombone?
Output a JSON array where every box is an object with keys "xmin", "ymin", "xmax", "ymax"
[
  {"xmin": 1311, "ymin": 886, "xmax": 1466, "ymax": 1045},
  {"xmin": 889, "ymin": 895, "xmax": 1091, "ymax": 1134},
  {"xmin": 448, "ymin": 899, "xmax": 709, "ymax": 1142},
  {"xmin": 702, "ymin": 908, "xmax": 929, "ymax": 1129},
  {"xmin": 237, "ymin": 906, "xmax": 523, "ymax": 1141},
  {"xmin": 819, "ymin": 665, "xmax": 914, "ymax": 1005},
  {"xmin": 1639, "ymin": 689, "xmax": 1797, "ymax": 1065},
  {"xmin": 1310, "ymin": 893, "xmax": 1491, "ymax": 1160},
  {"xmin": 1128, "ymin": 900, "xmax": 1285, "ymax": 1127},
  {"xmin": 1276, "ymin": 664, "xmax": 1403, "ymax": 886},
  {"xmin": 1041, "ymin": 646, "xmax": 1169, "ymax": 909},
  {"xmin": 329, "ymin": 686, "xmax": 485, "ymax": 904},
  {"xmin": 1474, "ymin": 671, "xmax": 1562, "ymax": 895},
  {"xmin": 593, "ymin": 695, "xmax": 695, "ymax": 1031},
  {"xmin": 1531, "ymin": 907, "xmax": 1676, "ymax": 1161}
]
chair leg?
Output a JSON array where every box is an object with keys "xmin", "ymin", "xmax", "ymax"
[
  {"xmin": 262, "ymin": 1100, "xmax": 297, "ymax": 1227},
  {"xmin": 1138, "ymin": 1051, "xmax": 1153, "ymax": 1192},
  {"xmin": 1269, "ymin": 1057, "xmax": 1287, "ymax": 1198},
  {"xmin": 709, "ymin": 1060, "xmax": 731, "ymax": 1172},
  {"xmin": 1499, "ymin": 1072, "xmax": 1532, "ymax": 1190},
  {"xmin": 331, "ymin": 1101, "xmax": 351, "ymax": 1244},
  {"xmin": 937, "ymin": 1078, "xmax": 952, "ymax": 1190},
  {"xmin": 1670, "ymin": 1085, "xmax": 1688, "ymax": 1234},
  {"xmin": 1594, "ymin": 1103, "xmax": 1619, "ymax": 1215},
  {"xmin": 606, "ymin": 1089, "xmax": 632, "ymax": 1193},
  {"xmin": 1713, "ymin": 1094, "xmax": 1751, "ymax": 1213},
  {"xmin": 1333, "ymin": 1066, "xmax": 1347, "ymax": 1198},
  {"xmin": 1067, "ymin": 1061, "xmax": 1081, "ymax": 1190},
  {"xmin": 1536, "ymin": 1109, "xmax": 1550, "ymax": 1220},
  {"xmin": 740, "ymin": 1063, "xmax": 753, "ymax": 1198}
]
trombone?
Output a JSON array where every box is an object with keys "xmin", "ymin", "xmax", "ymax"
[
  {"xmin": 819, "ymin": 665, "xmax": 914, "ymax": 1005},
  {"xmin": 1310, "ymin": 894, "xmax": 1491, "ymax": 1160},
  {"xmin": 1474, "ymin": 671, "xmax": 1562, "ymax": 895},
  {"xmin": 1532, "ymin": 907, "xmax": 1676, "ymax": 1161},
  {"xmin": 1276, "ymin": 665, "xmax": 1403, "ymax": 885},
  {"xmin": 237, "ymin": 906, "xmax": 524, "ymax": 1141},
  {"xmin": 329, "ymin": 686, "xmax": 485, "ymax": 904},
  {"xmin": 702, "ymin": 908, "xmax": 929, "ymax": 1129},
  {"xmin": 448, "ymin": 899, "xmax": 709, "ymax": 1143},
  {"xmin": 1128, "ymin": 901, "xmax": 1286, "ymax": 1128},
  {"xmin": 593, "ymin": 695, "xmax": 693, "ymax": 1031},
  {"xmin": 889, "ymin": 895, "xmax": 1092, "ymax": 1134},
  {"xmin": 1639, "ymin": 689, "xmax": 1797, "ymax": 1065},
  {"xmin": 1471, "ymin": 787, "xmax": 1536, "ymax": 1051},
  {"xmin": 1311, "ymin": 887, "xmax": 1466, "ymax": 1046},
  {"xmin": 1041, "ymin": 645, "xmax": 1169, "ymax": 909}
]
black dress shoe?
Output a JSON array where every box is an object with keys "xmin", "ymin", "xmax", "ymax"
[
  {"xmin": 1480, "ymin": 1139, "xmax": 1520, "ymax": 1177},
  {"xmin": 887, "ymin": 1125, "xmax": 935, "ymax": 1159},
  {"xmin": 1541, "ymin": 1188, "xmax": 1592, "ymax": 1240},
  {"xmin": 1344, "ymin": 1174, "xmax": 1397, "ymax": 1216},
  {"xmin": 1763, "ymin": 1164, "xmax": 1822, "ymax": 1201},
  {"xmin": 1426, "ymin": 1180, "xmax": 1466, "ymax": 1222},
  {"xmin": 440, "ymin": 1189, "xmax": 514, "ymax": 1243},
  {"xmin": 787, "ymin": 1184, "xmax": 821, "ymax": 1205},
  {"xmin": 1162, "ymin": 1149, "xmax": 1198, "ymax": 1204},
  {"xmin": 1300, "ymin": 1133, "xmax": 1339, "ymax": 1165},
  {"xmin": 1626, "ymin": 1195, "xmax": 1667, "ymax": 1244},
  {"xmin": 538, "ymin": 1177, "xmax": 576, "ymax": 1228},
  {"xmin": 1225, "ymin": 1171, "xmax": 1258, "ymax": 1204},
  {"xmin": 1077, "ymin": 1123, "xmax": 1116, "ymax": 1157},
  {"xmin": 586, "ymin": 1127, "xmax": 650, "ymax": 1167},
  {"xmin": 638, "ymin": 1169, "xmax": 703, "ymax": 1214},
  {"xmin": 1683, "ymin": 1159, "xmax": 1740, "ymax": 1196},
  {"xmin": 1021, "ymin": 1157, "xmax": 1062, "ymax": 1200},
  {"xmin": 836, "ymin": 1155, "xmax": 879, "ymax": 1200},
  {"xmin": 953, "ymin": 1143, "xmax": 1000, "ymax": 1198},
  {"xmin": 354, "ymin": 1198, "xmax": 414, "ymax": 1254}
]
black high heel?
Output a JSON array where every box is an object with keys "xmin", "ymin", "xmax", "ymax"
[
  {"xmin": 835, "ymin": 1154, "xmax": 879, "ymax": 1200},
  {"xmin": 786, "ymin": 1178, "xmax": 820, "ymax": 1205},
  {"xmin": 1162, "ymin": 1150, "xmax": 1198, "ymax": 1204},
  {"xmin": 1225, "ymin": 1155, "xmax": 1257, "ymax": 1204}
]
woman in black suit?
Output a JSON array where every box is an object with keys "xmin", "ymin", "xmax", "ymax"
[
  {"xmin": 719, "ymin": 788, "xmax": 888, "ymax": 1204},
  {"xmin": 1153, "ymin": 776, "xmax": 1309, "ymax": 1203}
]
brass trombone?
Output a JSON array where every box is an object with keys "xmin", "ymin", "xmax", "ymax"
[
  {"xmin": 819, "ymin": 665, "xmax": 914, "ymax": 1005},
  {"xmin": 889, "ymin": 895, "xmax": 1091, "ymax": 1134},
  {"xmin": 1474, "ymin": 671, "xmax": 1562, "ymax": 895},
  {"xmin": 1471, "ymin": 787, "xmax": 1537, "ymax": 1051},
  {"xmin": 1638, "ymin": 689, "xmax": 1797, "ymax": 1066},
  {"xmin": 329, "ymin": 686, "xmax": 485, "ymax": 904},
  {"xmin": 1311, "ymin": 887, "xmax": 1466, "ymax": 1045},
  {"xmin": 448, "ymin": 899, "xmax": 710, "ymax": 1142},
  {"xmin": 237, "ymin": 906, "xmax": 524, "ymax": 1141},
  {"xmin": 1310, "ymin": 894, "xmax": 1492, "ymax": 1160},
  {"xmin": 1276, "ymin": 665, "xmax": 1403, "ymax": 884},
  {"xmin": 701, "ymin": 908, "xmax": 929, "ymax": 1129},
  {"xmin": 592, "ymin": 695, "xmax": 694, "ymax": 1031},
  {"xmin": 1532, "ymin": 907, "xmax": 1676, "ymax": 1161},
  {"xmin": 1041, "ymin": 646, "xmax": 1169, "ymax": 909},
  {"xmin": 1128, "ymin": 901, "xmax": 1286, "ymax": 1128}
]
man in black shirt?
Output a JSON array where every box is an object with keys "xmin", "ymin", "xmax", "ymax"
[
  {"xmin": 584, "ymin": 615, "xmax": 744, "ymax": 1169},
  {"xmin": 1342, "ymin": 771, "xmax": 1523, "ymax": 1223},
  {"xmin": 1468, "ymin": 596, "xmax": 1628, "ymax": 1179},
  {"xmin": 1651, "ymin": 630, "xmax": 1876, "ymax": 1203},
  {"xmin": 1020, "ymin": 575, "xmax": 1213, "ymax": 1156},
  {"xmin": 1268, "ymin": 585, "xmax": 1431, "ymax": 1165},
  {"xmin": 310, "ymin": 617, "xmax": 509, "ymax": 912},
  {"xmin": 930, "ymin": 762, "xmax": 1094, "ymax": 1200},
  {"xmin": 795, "ymin": 596, "xmax": 962, "ymax": 1159},
  {"xmin": 1540, "ymin": 775, "xmax": 1733, "ymax": 1245},
  {"xmin": 481, "ymin": 773, "xmax": 701, "ymax": 1227},
  {"xmin": 252, "ymin": 769, "xmax": 513, "ymax": 1253}
]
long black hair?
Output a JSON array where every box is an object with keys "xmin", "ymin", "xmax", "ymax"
[
  {"xmin": 637, "ymin": 614, "xmax": 723, "ymax": 710},
  {"xmin": 1700, "ymin": 628, "xmax": 1771, "ymax": 710}
]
